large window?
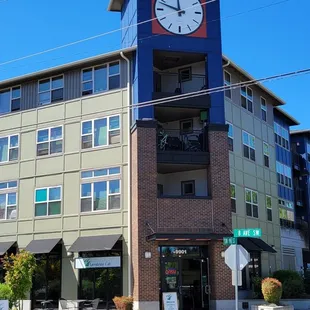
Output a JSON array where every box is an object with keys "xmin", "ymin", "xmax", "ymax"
[
  {"xmin": 224, "ymin": 71, "xmax": 231, "ymax": 99},
  {"xmin": 263, "ymin": 142, "xmax": 270, "ymax": 168},
  {"xmin": 266, "ymin": 195, "xmax": 272, "ymax": 221},
  {"xmin": 0, "ymin": 134, "xmax": 19, "ymax": 163},
  {"xmin": 243, "ymin": 131, "xmax": 255, "ymax": 161},
  {"xmin": 38, "ymin": 76, "xmax": 64, "ymax": 105},
  {"xmin": 81, "ymin": 167, "xmax": 121, "ymax": 212},
  {"xmin": 276, "ymin": 161, "xmax": 292, "ymax": 187},
  {"xmin": 37, "ymin": 126, "xmax": 63, "ymax": 156},
  {"xmin": 0, "ymin": 181, "xmax": 17, "ymax": 220},
  {"xmin": 261, "ymin": 97, "xmax": 267, "ymax": 122},
  {"xmin": 81, "ymin": 116, "xmax": 120, "ymax": 149},
  {"xmin": 241, "ymin": 86, "xmax": 253, "ymax": 113},
  {"xmin": 82, "ymin": 62, "xmax": 120, "ymax": 96},
  {"xmin": 227, "ymin": 122, "xmax": 234, "ymax": 151},
  {"xmin": 0, "ymin": 87, "xmax": 21, "ymax": 114},
  {"xmin": 274, "ymin": 122, "xmax": 289, "ymax": 150},
  {"xmin": 32, "ymin": 244, "xmax": 61, "ymax": 310},
  {"xmin": 245, "ymin": 189, "xmax": 258, "ymax": 218},
  {"xmin": 35, "ymin": 186, "xmax": 62, "ymax": 217},
  {"xmin": 230, "ymin": 184, "xmax": 236, "ymax": 213}
]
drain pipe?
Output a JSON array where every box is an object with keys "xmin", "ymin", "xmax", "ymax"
[
  {"xmin": 120, "ymin": 51, "xmax": 132, "ymax": 297},
  {"xmin": 223, "ymin": 59, "xmax": 230, "ymax": 68}
]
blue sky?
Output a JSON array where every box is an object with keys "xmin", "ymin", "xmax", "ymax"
[{"xmin": 0, "ymin": 0, "xmax": 309, "ymax": 128}]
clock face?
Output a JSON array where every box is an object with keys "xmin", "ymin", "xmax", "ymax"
[{"xmin": 154, "ymin": 0, "xmax": 204, "ymax": 35}]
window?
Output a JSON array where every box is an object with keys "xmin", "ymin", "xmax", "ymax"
[
  {"xmin": 266, "ymin": 195, "xmax": 272, "ymax": 221},
  {"xmin": 243, "ymin": 131, "xmax": 255, "ymax": 161},
  {"xmin": 180, "ymin": 119, "xmax": 193, "ymax": 133},
  {"xmin": 157, "ymin": 184, "xmax": 163, "ymax": 197},
  {"xmin": 276, "ymin": 161, "xmax": 292, "ymax": 187},
  {"xmin": 224, "ymin": 71, "xmax": 231, "ymax": 99},
  {"xmin": 241, "ymin": 86, "xmax": 253, "ymax": 113},
  {"xmin": 0, "ymin": 181, "xmax": 17, "ymax": 220},
  {"xmin": 274, "ymin": 122, "xmax": 289, "ymax": 150},
  {"xmin": 0, "ymin": 86, "xmax": 21, "ymax": 114},
  {"xmin": 0, "ymin": 134, "xmax": 19, "ymax": 163},
  {"xmin": 38, "ymin": 76, "xmax": 64, "ymax": 105},
  {"xmin": 81, "ymin": 167, "xmax": 121, "ymax": 212},
  {"xmin": 227, "ymin": 122, "xmax": 234, "ymax": 151},
  {"xmin": 230, "ymin": 184, "xmax": 236, "ymax": 213},
  {"xmin": 37, "ymin": 126, "xmax": 63, "ymax": 156},
  {"xmin": 35, "ymin": 186, "xmax": 61, "ymax": 217},
  {"xmin": 263, "ymin": 142, "xmax": 269, "ymax": 167},
  {"xmin": 181, "ymin": 180, "xmax": 195, "ymax": 196},
  {"xmin": 261, "ymin": 97, "xmax": 267, "ymax": 122},
  {"xmin": 245, "ymin": 189, "xmax": 258, "ymax": 218},
  {"xmin": 81, "ymin": 116, "xmax": 120, "ymax": 149},
  {"xmin": 179, "ymin": 67, "xmax": 192, "ymax": 82},
  {"xmin": 82, "ymin": 62, "xmax": 120, "ymax": 96}
]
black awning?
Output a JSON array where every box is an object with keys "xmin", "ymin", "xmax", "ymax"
[
  {"xmin": 238, "ymin": 238, "xmax": 276, "ymax": 253},
  {"xmin": 146, "ymin": 233, "xmax": 228, "ymax": 242},
  {"xmin": 68, "ymin": 234, "xmax": 121, "ymax": 252},
  {"xmin": 25, "ymin": 238, "xmax": 61, "ymax": 254},
  {"xmin": 0, "ymin": 241, "xmax": 16, "ymax": 256}
]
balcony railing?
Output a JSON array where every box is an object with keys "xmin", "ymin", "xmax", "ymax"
[
  {"xmin": 295, "ymin": 187, "xmax": 304, "ymax": 206},
  {"xmin": 292, "ymin": 151, "xmax": 301, "ymax": 170},
  {"xmin": 157, "ymin": 129, "xmax": 208, "ymax": 152}
]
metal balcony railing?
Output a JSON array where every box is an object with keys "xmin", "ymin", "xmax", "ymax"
[
  {"xmin": 157, "ymin": 129, "xmax": 208, "ymax": 152},
  {"xmin": 295, "ymin": 187, "xmax": 304, "ymax": 206},
  {"xmin": 292, "ymin": 151, "xmax": 301, "ymax": 170},
  {"xmin": 154, "ymin": 72, "xmax": 207, "ymax": 94}
]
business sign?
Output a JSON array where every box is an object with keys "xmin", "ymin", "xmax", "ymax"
[
  {"xmin": 163, "ymin": 292, "xmax": 178, "ymax": 310},
  {"xmin": 75, "ymin": 256, "xmax": 121, "ymax": 269},
  {"xmin": 233, "ymin": 228, "xmax": 262, "ymax": 238},
  {"xmin": 0, "ymin": 300, "xmax": 9, "ymax": 310}
]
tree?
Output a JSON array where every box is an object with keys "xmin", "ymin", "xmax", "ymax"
[{"xmin": 3, "ymin": 250, "xmax": 37, "ymax": 310}]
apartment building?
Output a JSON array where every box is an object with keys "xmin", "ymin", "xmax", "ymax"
[{"xmin": 0, "ymin": 48, "xmax": 135, "ymax": 309}]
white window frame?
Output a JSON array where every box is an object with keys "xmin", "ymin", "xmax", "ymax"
[
  {"xmin": 276, "ymin": 161, "xmax": 292, "ymax": 188},
  {"xmin": 38, "ymin": 75, "xmax": 64, "ymax": 105},
  {"xmin": 80, "ymin": 167, "xmax": 121, "ymax": 213},
  {"xmin": 266, "ymin": 195, "xmax": 272, "ymax": 221},
  {"xmin": 0, "ymin": 86, "xmax": 21, "ymax": 113},
  {"xmin": 81, "ymin": 115, "xmax": 121, "ymax": 149},
  {"xmin": 0, "ymin": 180, "xmax": 18, "ymax": 221},
  {"xmin": 230, "ymin": 183, "xmax": 236, "ymax": 213},
  {"xmin": 263, "ymin": 142, "xmax": 270, "ymax": 167},
  {"xmin": 34, "ymin": 186, "xmax": 62, "ymax": 217},
  {"xmin": 245, "ymin": 188, "xmax": 258, "ymax": 218},
  {"xmin": 224, "ymin": 70, "xmax": 232, "ymax": 99},
  {"xmin": 0, "ymin": 134, "xmax": 19, "ymax": 163},
  {"xmin": 261, "ymin": 97, "xmax": 267, "ymax": 121},
  {"xmin": 240, "ymin": 85, "xmax": 253, "ymax": 113},
  {"xmin": 81, "ymin": 61, "xmax": 121, "ymax": 96},
  {"xmin": 227, "ymin": 122, "xmax": 234, "ymax": 151},
  {"xmin": 274, "ymin": 122, "xmax": 289, "ymax": 150},
  {"xmin": 242, "ymin": 131, "xmax": 255, "ymax": 161},
  {"xmin": 36, "ymin": 126, "xmax": 63, "ymax": 157}
]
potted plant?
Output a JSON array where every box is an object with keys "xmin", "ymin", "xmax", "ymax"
[
  {"xmin": 257, "ymin": 278, "xmax": 294, "ymax": 310},
  {"xmin": 113, "ymin": 296, "xmax": 133, "ymax": 310}
]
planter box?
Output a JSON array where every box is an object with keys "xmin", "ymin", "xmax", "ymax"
[{"xmin": 251, "ymin": 305, "xmax": 294, "ymax": 310}]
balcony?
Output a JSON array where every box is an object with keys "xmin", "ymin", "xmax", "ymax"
[
  {"xmin": 153, "ymin": 72, "xmax": 210, "ymax": 109},
  {"xmin": 295, "ymin": 187, "xmax": 304, "ymax": 207},
  {"xmin": 157, "ymin": 128, "xmax": 209, "ymax": 172},
  {"xmin": 292, "ymin": 151, "xmax": 301, "ymax": 171}
]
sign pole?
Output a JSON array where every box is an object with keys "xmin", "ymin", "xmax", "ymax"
[{"xmin": 235, "ymin": 244, "xmax": 239, "ymax": 310}]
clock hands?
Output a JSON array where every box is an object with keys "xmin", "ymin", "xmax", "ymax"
[
  {"xmin": 176, "ymin": 0, "xmax": 182, "ymax": 16},
  {"xmin": 159, "ymin": 1, "xmax": 185, "ymax": 15}
]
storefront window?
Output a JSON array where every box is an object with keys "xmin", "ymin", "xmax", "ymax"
[
  {"xmin": 32, "ymin": 244, "xmax": 62, "ymax": 309},
  {"xmin": 78, "ymin": 241, "xmax": 122, "ymax": 309},
  {"xmin": 241, "ymin": 251, "xmax": 261, "ymax": 290}
]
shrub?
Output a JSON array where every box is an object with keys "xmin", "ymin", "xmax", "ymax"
[
  {"xmin": 0, "ymin": 283, "xmax": 11, "ymax": 300},
  {"xmin": 113, "ymin": 296, "xmax": 133, "ymax": 310},
  {"xmin": 252, "ymin": 277, "xmax": 263, "ymax": 299},
  {"xmin": 262, "ymin": 277, "xmax": 282, "ymax": 305},
  {"xmin": 273, "ymin": 270, "xmax": 305, "ymax": 298}
]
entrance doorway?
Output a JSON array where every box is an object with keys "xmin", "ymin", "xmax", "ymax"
[{"xmin": 159, "ymin": 246, "xmax": 210, "ymax": 310}]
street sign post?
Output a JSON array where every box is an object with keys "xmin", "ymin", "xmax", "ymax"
[
  {"xmin": 223, "ymin": 237, "xmax": 237, "ymax": 246},
  {"xmin": 233, "ymin": 228, "xmax": 262, "ymax": 238},
  {"xmin": 225, "ymin": 245, "xmax": 250, "ymax": 310}
]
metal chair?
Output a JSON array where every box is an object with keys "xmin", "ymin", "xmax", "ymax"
[
  {"xmin": 59, "ymin": 298, "xmax": 75, "ymax": 310},
  {"xmin": 82, "ymin": 299, "xmax": 100, "ymax": 310}
]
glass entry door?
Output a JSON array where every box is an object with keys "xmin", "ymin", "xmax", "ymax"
[{"xmin": 160, "ymin": 249, "xmax": 209, "ymax": 310}]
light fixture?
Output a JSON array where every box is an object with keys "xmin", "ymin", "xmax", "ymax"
[
  {"xmin": 67, "ymin": 251, "xmax": 73, "ymax": 257},
  {"xmin": 145, "ymin": 251, "xmax": 152, "ymax": 259},
  {"xmin": 221, "ymin": 251, "xmax": 225, "ymax": 258}
]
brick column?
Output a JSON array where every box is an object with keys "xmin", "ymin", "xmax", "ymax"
[{"xmin": 131, "ymin": 120, "xmax": 160, "ymax": 310}]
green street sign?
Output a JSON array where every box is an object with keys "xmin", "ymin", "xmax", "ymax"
[
  {"xmin": 233, "ymin": 228, "xmax": 262, "ymax": 238},
  {"xmin": 223, "ymin": 237, "xmax": 237, "ymax": 246}
]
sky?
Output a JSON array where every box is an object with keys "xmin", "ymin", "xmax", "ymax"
[{"xmin": 0, "ymin": 0, "xmax": 309, "ymax": 128}]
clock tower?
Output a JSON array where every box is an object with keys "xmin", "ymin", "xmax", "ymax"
[{"xmin": 108, "ymin": 0, "xmax": 225, "ymax": 124}]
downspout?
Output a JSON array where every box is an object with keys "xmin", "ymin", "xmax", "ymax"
[
  {"xmin": 120, "ymin": 52, "xmax": 132, "ymax": 297},
  {"xmin": 223, "ymin": 60, "xmax": 230, "ymax": 68}
]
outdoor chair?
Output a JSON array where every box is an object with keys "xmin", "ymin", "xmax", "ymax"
[
  {"xmin": 82, "ymin": 298, "xmax": 100, "ymax": 310},
  {"xmin": 59, "ymin": 298, "xmax": 76, "ymax": 310}
]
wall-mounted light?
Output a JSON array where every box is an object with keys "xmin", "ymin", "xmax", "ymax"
[
  {"xmin": 67, "ymin": 251, "xmax": 73, "ymax": 258},
  {"xmin": 221, "ymin": 251, "xmax": 225, "ymax": 258},
  {"xmin": 145, "ymin": 251, "xmax": 152, "ymax": 259}
]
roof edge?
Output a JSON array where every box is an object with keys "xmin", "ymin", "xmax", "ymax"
[
  {"xmin": 275, "ymin": 107, "xmax": 300, "ymax": 126},
  {"xmin": 107, "ymin": 0, "xmax": 124, "ymax": 12},
  {"xmin": 291, "ymin": 129, "xmax": 310, "ymax": 135}
]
